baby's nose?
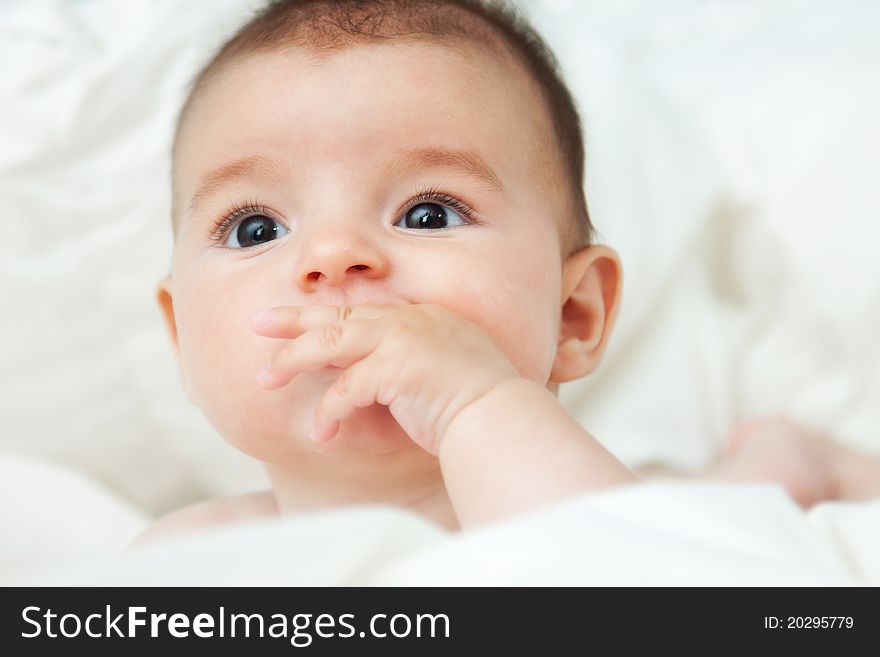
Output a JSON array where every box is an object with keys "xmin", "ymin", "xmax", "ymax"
[{"xmin": 294, "ymin": 232, "xmax": 389, "ymax": 291}]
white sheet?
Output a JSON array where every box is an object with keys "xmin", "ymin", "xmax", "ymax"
[
  {"xmin": 1, "ymin": 452, "xmax": 874, "ymax": 586},
  {"xmin": 0, "ymin": 453, "xmax": 148, "ymax": 582},
  {"xmin": 16, "ymin": 479, "xmax": 877, "ymax": 586}
]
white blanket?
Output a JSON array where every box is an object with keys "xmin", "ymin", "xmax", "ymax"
[
  {"xmin": 6, "ymin": 453, "xmax": 876, "ymax": 585},
  {"xmin": 0, "ymin": 453, "xmax": 148, "ymax": 582}
]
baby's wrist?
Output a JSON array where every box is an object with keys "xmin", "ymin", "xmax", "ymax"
[{"xmin": 437, "ymin": 377, "xmax": 552, "ymax": 456}]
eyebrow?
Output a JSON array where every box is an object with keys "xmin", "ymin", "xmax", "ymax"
[
  {"xmin": 188, "ymin": 155, "xmax": 289, "ymax": 213},
  {"xmin": 380, "ymin": 147, "xmax": 506, "ymax": 195},
  {"xmin": 187, "ymin": 147, "xmax": 505, "ymax": 213}
]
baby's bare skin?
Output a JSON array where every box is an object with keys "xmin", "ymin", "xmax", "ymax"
[
  {"xmin": 641, "ymin": 417, "xmax": 880, "ymax": 509},
  {"xmin": 137, "ymin": 299, "xmax": 637, "ymax": 550},
  {"xmin": 705, "ymin": 416, "xmax": 880, "ymax": 507},
  {"xmin": 252, "ymin": 304, "xmax": 636, "ymax": 527}
]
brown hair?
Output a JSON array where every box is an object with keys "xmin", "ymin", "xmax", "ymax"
[{"xmin": 174, "ymin": 0, "xmax": 594, "ymax": 252}]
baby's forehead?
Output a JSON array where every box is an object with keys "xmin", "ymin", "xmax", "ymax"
[
  {"xmin": 287, "ymin": 37, "xmax": 524, "ymax": 94},
  {"xmin": 183, "ymin": 31, "xmax": 545, "ymax": 135},
  {"xmin": 175, "ymin": 38, "xmax": 556, "ymax": 178}
]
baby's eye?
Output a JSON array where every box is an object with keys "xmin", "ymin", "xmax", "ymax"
[
  {"xmin": 225, "ymin": 215, "xmax": 289, "ymax": 248},
  {"xmin": 395, "ymin": 203, "xmax": 468, "ymax": 230}
]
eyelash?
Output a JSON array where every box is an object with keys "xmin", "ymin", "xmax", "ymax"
[
  {"xmin": 208, "ymin": 186, "xmax": 480, "ymax": 244},
  {"xmin": 209, "ymin": 198, "xmax": 269, "ymax": 243},
  {"xmin": 407, "ymin": 185, "xmax": 480, "ymax": 225}
]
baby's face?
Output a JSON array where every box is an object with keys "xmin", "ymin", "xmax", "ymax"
[{"xmin": 165, "ymin": 41, "xmax": 571, "ymax": 462}]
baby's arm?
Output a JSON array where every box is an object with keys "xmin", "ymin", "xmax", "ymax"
[
  {"xmin": 439, "ymin": 378, "xmax": 636, "ymax": 527},
  {"xmin": 254, "ymin": 303, "xmax": 638, "ymax": 530}
]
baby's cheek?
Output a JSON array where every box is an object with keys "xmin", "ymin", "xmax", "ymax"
[
  {"xmin": 180, "ymin": 314, "xmax": 248, "ymax": 407},
  {"xmin": 175, "ymin": 304, "xmax": 328, "ymax": 460},
  {"xmin": 499, "ymin": 300, "xmax": 559, "ymax": 382},
  {"xmin": 427, "ymin": 276, "xmax": 560, "ymax": 383},
  {"xmin": 177, "ymin": 303, "xmax": 266, "ymax": 418},
  {"xmin": 492, "ymin": 282, "xmax": 561, "ymax": 381}
]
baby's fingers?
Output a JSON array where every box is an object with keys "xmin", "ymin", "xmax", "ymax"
[
  {"xmin": 310, "ymin": 357, "xmax": 386, "ymax": 443},
  {"xmin": 251, "ymin": 304, "xmax": 388, "ymax": 338},
  {"xmin": 256, "ymin": 319, "xmax": 383, "ymax": 389}
]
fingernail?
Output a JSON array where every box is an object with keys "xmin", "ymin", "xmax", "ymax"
[{"xmin": 252, "ymin": 308, "xmax": 274, "ymax": 329}]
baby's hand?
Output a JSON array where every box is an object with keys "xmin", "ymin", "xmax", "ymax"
[{"xmin": 251, "ymin": 304, "xmax": 521, "ymax": 454}]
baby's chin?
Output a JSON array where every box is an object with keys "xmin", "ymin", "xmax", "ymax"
[
  {"xmin": 204, "ymin": 367, "xmax": 416, "ymax": 463},
  {"xmin": 318, "ymin": 403, "xmax": 413, "ymax": 456},
  {"xmin": 288, "ymin": 368, "xmax": 414, "ymax": 457}
]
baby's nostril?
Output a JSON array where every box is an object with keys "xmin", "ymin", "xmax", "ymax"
[{"xmin": 305, "ymin": 266, "xmax": 367, "ymax": 282}]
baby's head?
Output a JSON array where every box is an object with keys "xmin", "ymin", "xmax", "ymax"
[{"xmin": 158, "ymin": 0, "xmax": 621, "ymax": 464}]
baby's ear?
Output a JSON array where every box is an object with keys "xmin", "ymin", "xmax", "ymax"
[
  {"xmin": 549, "ymin": 245, "xmax": 622, "ymax": 383},
  {"xmin": 156, "ymin": 276, "xmax": 194, "ymax": 404}
]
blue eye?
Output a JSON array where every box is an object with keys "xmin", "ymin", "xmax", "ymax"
[
  {"xmin": 224, "ymin": 215, "xmax": 289, "ymax": 248},
  {"xmin": 395, "ymin": 202, "xmax": 469, "ymax": 230}
]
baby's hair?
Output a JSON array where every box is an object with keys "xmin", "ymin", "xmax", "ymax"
[{"xmin": 173, "ymin": 0, "xmax": 594, "ymax": 252}]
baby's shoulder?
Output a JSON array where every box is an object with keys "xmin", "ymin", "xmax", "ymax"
[{"xmin": 129, "ymin": 491, "xmax": 278, "ymax": 549}]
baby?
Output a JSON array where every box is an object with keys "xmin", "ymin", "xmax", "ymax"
[{"xmin": 137, "ymin": 0, "xmax": 880, "ymax": 544}]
